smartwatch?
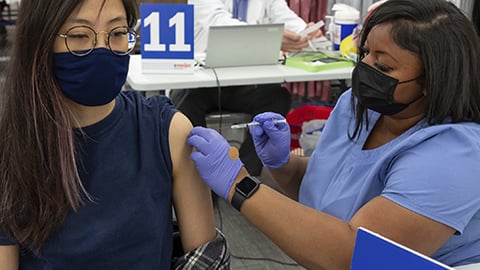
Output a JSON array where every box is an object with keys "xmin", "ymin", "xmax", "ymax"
[{"xmin": 231, "ymin": 176, "xmax": 262, "ymax": 211}]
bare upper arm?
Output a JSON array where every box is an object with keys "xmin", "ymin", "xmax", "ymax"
[
  {"xmin": 169, "ymin": 112, "xmax": 216, "ymax": 252},
  {"xmin": 349, "ymin": 196, "xmax": 456, "ymax": 256},
  {"xmin": 0, "ymin": 245, "xmax": 18, "ymax": 270}
]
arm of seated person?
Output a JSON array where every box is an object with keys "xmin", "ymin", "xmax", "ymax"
[
  {"xmin": 0, "ymin": 245, "xmax": 18, "ymax": 270},
  {"xmin": 169, "ymin": 112, "xmax": 217, "ymax": 252},
  {"xmin": 226, "ymin": 172, "xmax": 455, "ymax": 270},
  {"xmin": 266, "ymin": 154, "xmax": 309, "ymax": 201}
]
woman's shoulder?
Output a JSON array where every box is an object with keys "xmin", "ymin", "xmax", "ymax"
[
  {"xmin": 119, "ymin": 91, "xmax": 177, "ymax": 116},
  {"xmin": 335, "ymin": 89, "xmax": 352, "ymax": 106},
  {"xmin": 328, "ymin": 89, "xmax": 356, "ymax": 120},
  {"xmin": 415, "ymin": 121, "xmax": 480, "ymax": 144},
  {"xmin": 120, "ymin": 91, "xmax": 173, "ymax": 106},
  {"xmin": 395, "ymin": 121, "xmax": 480, "ymax": 166}
]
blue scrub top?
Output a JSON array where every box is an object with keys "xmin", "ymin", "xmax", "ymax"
[{"xmin": 299, "ymin": 90, "xmax": 480, "ymax": 267}]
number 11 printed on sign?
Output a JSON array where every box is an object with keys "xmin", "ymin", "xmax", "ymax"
[{"xmin": 140, "ymin": 4, "xmax": 194, "ymax": 60}]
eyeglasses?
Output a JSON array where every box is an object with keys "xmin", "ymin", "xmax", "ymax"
[{"xmin": 58, "ymin": 25, "xmax": 137, "ymax": 56}]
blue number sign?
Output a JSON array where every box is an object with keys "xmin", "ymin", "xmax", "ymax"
[{"xmin": 140, "ymin": 4, "xmax": 194, "ymax": 73}]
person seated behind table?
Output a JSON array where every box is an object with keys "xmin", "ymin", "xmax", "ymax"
[
  {"xmin": 0, "ymin": 0, "xmax": 229, "ymax": 269},
  {"xmin": 169, "ymin": 0, "xmax": 321, "ymax": 176},
  {"xmin": 186, "ymin": 0, "xmax": 480, "ymax": 268}
]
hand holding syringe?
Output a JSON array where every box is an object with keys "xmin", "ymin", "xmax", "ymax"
[{"xmin": 231, "ymin": 119, "xmax": 287, "ymax": 129}]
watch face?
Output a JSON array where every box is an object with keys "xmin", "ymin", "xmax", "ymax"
[{"xmin": 236, "ymin": 177, "xmax": 260, "ymax": 197}]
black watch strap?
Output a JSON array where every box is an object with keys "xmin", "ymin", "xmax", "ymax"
[{"xmin": 231, "ymin": 176, "xmax": 261, "ymax": 211}]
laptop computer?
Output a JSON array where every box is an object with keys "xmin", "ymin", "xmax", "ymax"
[
  {"xmin": 351, "ymin": 227, "xmax": 454, "ymax": 270},
  {"xmin": 204, "ymin": 24, "xmax": 284, "ymax": 68}
]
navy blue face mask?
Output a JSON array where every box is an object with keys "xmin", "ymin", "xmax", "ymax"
[
  {"xmin": 352, "ymin": 61, "xmax": 423, "ymax": 115},
  {"xmin": 53, "ymin": 48, "xmax": 129, "ymax": 106}
]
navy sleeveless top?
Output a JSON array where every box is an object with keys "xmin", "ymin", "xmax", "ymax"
[{"xmin": 1, "ymin": 91, "xmax": 178, "ymax": 269}]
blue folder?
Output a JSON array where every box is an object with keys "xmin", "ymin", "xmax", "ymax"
[{"xmin": 350, "ymin": 227, "xmax": 453, "ymax": 270}]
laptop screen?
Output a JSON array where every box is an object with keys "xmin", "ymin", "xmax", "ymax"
[
  {"xmin": 351, "ymin": 227, "xmax": 454, "ymax": 270},
  {"xmin": 204, "ymin": 24, "xmax": 284, "ymax": 68}
]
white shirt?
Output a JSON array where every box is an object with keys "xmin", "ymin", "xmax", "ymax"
[{"xmin": 189, "ymin": 0, "xmax": 307, "ymax": 52}]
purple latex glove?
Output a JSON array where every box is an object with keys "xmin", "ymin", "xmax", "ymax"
[
  {"xmin": 249, "ymin": 112, "xmax": 291, "ymax": 168},
  {"xmin": 187, "ymin": 127, "xmax": 243, "ymax": 200}
]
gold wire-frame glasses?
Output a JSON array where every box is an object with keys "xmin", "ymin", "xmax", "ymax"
[{"xmin": 58, "ymin": 25, "xmax": 137, "ymax": 56}]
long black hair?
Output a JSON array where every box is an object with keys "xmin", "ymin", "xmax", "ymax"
[{"xmin": 0, "ymin": 0, "xmax": 138, "ymax": 252}]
